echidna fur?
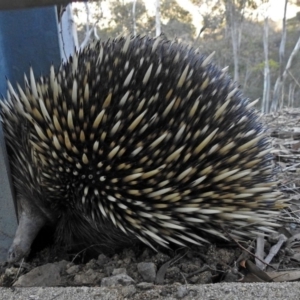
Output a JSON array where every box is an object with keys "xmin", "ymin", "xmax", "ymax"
[{"xmin": 1, "ymin": 36, "xmax": 286, "ymax": 260}]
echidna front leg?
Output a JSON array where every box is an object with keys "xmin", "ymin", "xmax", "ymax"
[{"xmin": 7, "ymin": 201, "xmax": 48, "ymax": 263}]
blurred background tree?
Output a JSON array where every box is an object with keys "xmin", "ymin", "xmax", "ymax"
[{"xmin": 69, "ymin": 0, "xmax": 300, "ymax": 112}]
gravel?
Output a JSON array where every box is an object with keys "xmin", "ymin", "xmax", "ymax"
[{"xmin": 1, "ymin": 282, "xmax": 300, "ymax": 300}]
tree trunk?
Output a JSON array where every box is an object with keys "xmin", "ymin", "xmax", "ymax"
[
  {"xmin": 288, "ymin": 83, "xmax": 295, "ymax": 108},
  {"xmin": 271, "ymin": 33, "xmax": 300, "ymax": 111},
  {"xmin": 132, "ymin": 0, "xmax": 137, "ymax": 36},
  {"xmin": 271, "ymin": 0, "xmax": 288, "ymax": 112},
  {"xmin": 58, "ymin": 3, "xmax": 79, "ymax": 60},
  {"xmin": 262, "ymin": 17, "xmax": 270, "ymax": 113},
  {"xmin": 224, "ymin": 0, "xmax": 245, "ymax": 83},
  {"xmin": 155, "ymin": 0, "xmax": 161, "ymax": 37}
]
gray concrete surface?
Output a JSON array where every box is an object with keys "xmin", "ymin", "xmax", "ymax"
[{"xmin": 1, "ymin": 282, "xmax": 300, "ymax": 300}]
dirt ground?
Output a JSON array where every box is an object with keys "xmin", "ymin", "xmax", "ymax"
[{"xmin": 1, "ymin": 108, "xmax": 300, "ymax": 289}]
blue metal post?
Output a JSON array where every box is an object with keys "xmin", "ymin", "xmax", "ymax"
[{"xmin": 0, "ymin": 6, "xmax": 62, "ymax": 262}]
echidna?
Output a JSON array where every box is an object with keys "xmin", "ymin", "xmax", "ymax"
[{"xmin": 1, "ymin": 36, "xmax": 285, "ymax": 262}]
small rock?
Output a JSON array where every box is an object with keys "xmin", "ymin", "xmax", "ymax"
[
  {"xmin": 124, "ymin": 249, "xmax": 136, "ymax": 259},
  {"xmin": 117, "ymin": 260, "xmax": 123, "ymax": 266},
  {"xmin": 223, "ymin": 271, "xmax": 240, "ymax": 283},
  {"xmin": 104, "ymin": 265, "xmax": 115, "ymax": 276},
  {"xmin": 122, "ymin": 284, "xmax": 136, "ymax": 297},
  {"xmin": 13, "ymin": 261, "xmax": 68, "ymax": 287},
  {"xmin": 4, "ymin": 267, "xmax": 18, "ymax": 277},
  {"xmin": 123, "ymin": 257, "xmax": 131, "ymax": 265},
  {"xmin": 154, "ymin": 253, "xmax": 170, "ymax": 265},
  {"xmin": 112, "ymin": 268, "xmax": 127, "ymax": 275},
  {"xmin": 101, "ymin": 274, "xmax": 135, "ymax": 287},
  {"xmin": 73, "ymin": 273, "xmax": 81, "ymax": 282},
  {"xmin": 137, "ymin": 262, "xmax": 156, "ymax": 283},
  {"xmin": 198, "ymin": 271, "xmax": 212, "ymax": 284},
  {"xmin": 98, "ymin": 254, "xmax": 109, "ymax": 267},
  {"xmin": 112, "ymin": 254, "xmax": 120, "ymax": 261},
  {"xmin": 166, "ymin": 266, "xmax": 181, "ymax": 280},
  {"xmin": 56, "ymin": 260, "xmax": 69, "ymax": 270},
  {"xmin": 66, "ymin": 262, "xmax": 74, "ymax": 269},
  {"xmin": 74, "ymin": 269, "xmax": 101, "ymax": 285},
  {"xmin": 160, "ymin": 287, "xmax": 170, "ymax": 297},
  {"xmin": 66, "ymin": 265, "xmax": 80, "ymax": 275},
  {"xmin": 177, "ymin": 285, "xmax": 189, "ymax": 298},
  {"xmin": 140, "ymin": 248, "xmax": 152, "ymax": 260},
  {"xmin": 86, "ymin": 259, "xmax": 98, "ymax": 269},
  {"xmin": 137, "ymin": 282, "xmax": 154, "ymax": 290},
  {"xmin": 189, "ymin": 275, "xmax": 199, "ymax": 284}
]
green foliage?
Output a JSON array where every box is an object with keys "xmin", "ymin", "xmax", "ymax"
[
  {"xmin": 107, "ymin": 0, "xmax": 148, "ymax": 35},
  {"xmin": 93, "ymin": 0, "xmax": 196, "ymax": 42},
  {"xmin": 253, "ymin": 59, "xmax": 279, "ymax": 72},
  {"xmin": 74, "ymin": 0, "xmax": 300, "ymax": 107},
  {"xmin": 160, "ymin": 0, "xmax": 195, "ymax": 41},
  {"xmin": 161, "ymin": 0, "xmax": 193, "ymax": 23}
]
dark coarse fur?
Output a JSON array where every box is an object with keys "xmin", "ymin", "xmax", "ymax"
[{"xmin": 1, "ymin": 36, "xmax": 285, "ymax": 258}]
